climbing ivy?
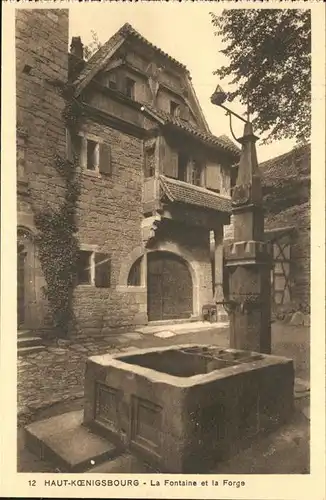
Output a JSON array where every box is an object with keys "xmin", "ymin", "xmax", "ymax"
[{"xmin": 32, "ymin": 81, "xmax": 83, "ymax": 336}]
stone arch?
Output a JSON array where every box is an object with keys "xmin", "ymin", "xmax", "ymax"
[
  {"xmin": 118, "ymin": 242, "xmax": 202, "ymax": 318},
  {"xmin": 127, "ymin": 257, "xmax": 142, "ymax": 286},
  {"xmin": 17, "ymin": 225, "xmax": 47, "ymax": 329},
  {"xmin": 118, "ymin": 246, "xmax": 145, "ymax": 288}
]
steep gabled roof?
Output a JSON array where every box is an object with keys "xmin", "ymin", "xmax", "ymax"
[
  {"xmin": 143, "ymin": 104, "xmax": 240, "ymax": 158},
  {"xmin": 74, "ymin": 23, "xmax": 189, "ymax": 97},
  {"xmin": 72, "ymin": 23, "xmax": 240, "ymax": 154}
]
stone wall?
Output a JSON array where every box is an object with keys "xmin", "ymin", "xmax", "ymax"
[
  {"xmin": 16, "ymin": 9, "xmax": 69, "ymax": 329},
  {"xmin": 72, "ymin": 118, "xmax": 146, "ymax": 335}
]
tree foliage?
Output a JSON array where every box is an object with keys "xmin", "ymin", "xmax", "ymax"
[
  {"xmin": 84, "ymin": 30, "xmax": 102, "ymax": 61},
  {"xmin": 211, "ymin": 9, "xmax": 311, "ymax": 143}
]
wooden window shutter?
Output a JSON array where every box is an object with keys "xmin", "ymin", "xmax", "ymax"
[
  {"xmin": 95, "ymin": 253, "xmax": 111, "ymax": 288},
  {"xmin": 162, "ymin": 138, "xmax": 178, "ymax": 179},
  {"xmin": 206, "ymin": 163, "xmax": 221, "ymax": 191},
  {"xmin": 99, "ymin": 143, "xmax": 112, "ymax": 175}
]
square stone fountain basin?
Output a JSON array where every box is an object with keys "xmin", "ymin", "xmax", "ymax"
[{"xmin": 84, "ymin": 344, "xmax": 294, "ymax": 473}]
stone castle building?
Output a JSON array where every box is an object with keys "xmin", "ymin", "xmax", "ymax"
[{"xmin": 16, "ymin": 9, "xmax": 240, "ymax": 337}]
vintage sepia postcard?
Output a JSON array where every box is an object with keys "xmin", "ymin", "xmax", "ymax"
[{"xmin": 1, "ymin": 0, "xmax": 325, "ymax": 498}]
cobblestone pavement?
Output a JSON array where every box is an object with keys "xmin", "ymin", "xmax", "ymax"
[{"xmin": 17, "ymin": 322, "xmax": 309, "ymax": 427}]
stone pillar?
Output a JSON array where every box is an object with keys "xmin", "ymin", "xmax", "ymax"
[
  {"xmin": 224, "ymin": 122, "xmax": 271, "ymax": 354},
  {"xmin": 213, "ymin": 225, "xmax": 228, "ymax": 322}
]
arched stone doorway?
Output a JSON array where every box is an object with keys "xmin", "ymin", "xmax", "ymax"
[
  {"xmin": 147, "ymin": 251, "xmax": 193, "ymax": 321},
  {"xmin": 17, "ymin": 228, "xmax": 36, "ymax": 329}
]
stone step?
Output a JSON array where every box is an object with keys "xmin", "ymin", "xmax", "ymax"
[
  {"xmin": 18, "ymin": 345, "xmax": 45, "ymax": 357},
  {"xmin": 25, "ymin": 410, "xmax": 119, "ymax": 472},
  {"xmin": 18, "ymin": 336, "xmax": 43, "ymax": 348},
  {"xmin": 85, "ymin": 452, "xmax": 158, "ymax": 473},
  {"xmin": 17, "ymin": 329, "xmax": 34, "ymax": 338}
]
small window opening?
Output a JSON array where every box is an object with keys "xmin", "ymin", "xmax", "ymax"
[
  {"xmin": 128, "ymin": 258, "xmax": 142, "ymax": 286},
  {"xmin": 109, "ymin": 80, "xmax": 117, "ymax": 90},
  {"xmin": 87, "ymin": 139, "xmax": 97, "ymax": 171},
  {"xmin": 144, "ymin": 147, "xmax": 155, "ymax": 178},
  {"xmin": 170, "ymin": 101, "xmax": 180, "ymax": 117},
  {"xmin": 125, "ymin": 77, "xmax": 135, "ymax": 99},
  {"xmin": 23, "ymin": 64, "xmax": 33, "ymax": 75},
  {"xmin": 77, "ymin": 251, "xmax": 92, "ymax": 284}
]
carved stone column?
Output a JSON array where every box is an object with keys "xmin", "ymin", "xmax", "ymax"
[{"xmin": 224, "ymin": 122, "xmax": 271, "ymax": 353}]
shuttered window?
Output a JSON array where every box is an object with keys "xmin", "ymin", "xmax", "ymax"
[
  {"xmin": 206, "ymin": 163, "xmax": 221, "ymax": 193},
  {"xmin": 161, "ymin": 138, "xmax": 178, "ymax": 179},
  {"xmin": 178, "ymin": 152, "xmax": 188, "ymax": 182},
  {"xmin": 191, "ymin": 160, "xmax": 202, "ymax": 187},
  {"xmin": 75, "ymin": 136, "xmax": 112, "ymax": 175},
  {"xmin": 95, "ymin": 253, "xmax": 111, "ymax": 288},
  {"xmin": 77, "ymin": 250, "xmax": 111, "ymax": 288}
]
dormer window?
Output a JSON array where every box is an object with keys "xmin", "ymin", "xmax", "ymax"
[
  {"xmin": 170, "ymin": 101, "xmax": 180, "ymax": 117},
  {"xmin": 108, "ymin": 76, "xmax": 117, "ymax": 90},
  {"xmin": 125, "ymin": 77, "xmax": 135, "ymax": 99}
]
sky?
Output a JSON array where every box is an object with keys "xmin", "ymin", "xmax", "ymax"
[{"xmin": 69, "ymin": 2, "xmax": 296, "ymax": 163}]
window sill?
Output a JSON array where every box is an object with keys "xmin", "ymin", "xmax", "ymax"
[
  {"xmin": 82, "ymin": 169, "xmax": 101, "ymax": 178},
  {"xmin": 75, "ymin": 284, "xmax": 112, "ymax": 290}
]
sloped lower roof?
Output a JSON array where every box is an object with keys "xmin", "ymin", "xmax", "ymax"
[
  {"xmin": 260, "ymin": 143, "xmax": 310, "ymax": 186},
  {"xmin": 144, "ymin": 104, "xmax": 240, "ymax": 157},
  {"xmin": 159, "ymin": 175, "xmax": 232, "ymax": 214},
  {"xmin": 265, "ymin": 201, "xmax": 310, "ymax": 230},
  {"xmin": 74, "ymin": 23, "xmax": 188, "ymax": 96}
]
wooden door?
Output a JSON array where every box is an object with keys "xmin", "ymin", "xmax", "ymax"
[{"xmin": 147, "ymin": 252, "xmax": 192, "ymax": 321}]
